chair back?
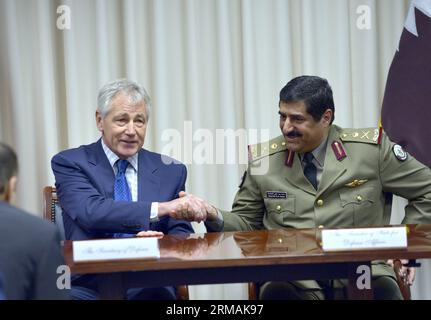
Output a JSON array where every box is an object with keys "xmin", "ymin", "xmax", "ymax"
[{"xmin": 42, "ymin": 186, "xmax": 66, "ymax": 240}]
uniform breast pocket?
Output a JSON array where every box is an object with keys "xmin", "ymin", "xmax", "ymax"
[
  {"xmin": 339, "ymin": 186, "xmax": 378, "ymax": 224},
  {"xmin": 264, "ymin": 197, "xmax": 296, "ymax": 226}
]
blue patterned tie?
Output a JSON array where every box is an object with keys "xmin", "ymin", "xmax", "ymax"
[
  {"xmin": 112, "ymin": 159, "xmax": 133, "ymax": 238},
  {"xmin": 114, "ymin": 159, "xmax": 132, "ymax": 202}
]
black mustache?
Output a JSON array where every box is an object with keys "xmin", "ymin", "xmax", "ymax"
[{"xmin": 287, "ymin": 131, "xmax": 302, "ymax": 138}]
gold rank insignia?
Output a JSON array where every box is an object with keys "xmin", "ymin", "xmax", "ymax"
[
  {"xmin": 344, "ymin": 179, "xmax": 368, "ymax": 188},
  {"xmin": 248, "ymin": 136, "xmax": 287, "ymax": 162},
  {"xmin": 340, "ymin": 127, "xmax": 381, "ymax": 145}
]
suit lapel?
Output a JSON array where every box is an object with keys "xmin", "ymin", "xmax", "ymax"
[
  {"xmin": 138, "ymin": 149, "xmax": 161, "ymax": 202},
  {"xmin": 316, "ymin": 126, "xmax": 348, "ymax": 198},
  {"xmin": 87, "ymin": 139, "xmax": 116, "ymax": 198}
]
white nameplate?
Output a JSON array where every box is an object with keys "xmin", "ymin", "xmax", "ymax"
[
  {"xmin": 322, "ymin": 226, "xmax": 407, "ymax": 251},
  {"xmin": 73, "ymin": 237, "xmax": 160, "ymax": 262}
]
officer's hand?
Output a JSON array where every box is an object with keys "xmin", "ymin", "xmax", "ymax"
[
  {"xmin": 177, "ymin": 192, "xmax": 207, "ymax": 222},
  {"xmin": 180, "ymin": 191, "xmax": 218, "ymax": 222},
  {"xmin": 387, "ymin": 259, "xmax": 416, "ymax": 285},
  {"xmin": 159, "ymin": 193, "xmax": 206, "ymax": 221},
  {"xmin": 171, "ymin": 192, "xmax": 215, "ymax": 223},
  {"xmin": 168, "ymin": 193, "xmax": 205, "ymax": 222}
]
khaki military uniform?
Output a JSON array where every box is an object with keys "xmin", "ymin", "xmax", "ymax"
[{"xmin": 219, "ymin": 125, "xmax": 431, "ymax": 290}]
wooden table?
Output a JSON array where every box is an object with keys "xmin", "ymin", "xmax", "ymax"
[{"xmin": 63, "ymin": 224, "xmax": 431, "ymax": 299}]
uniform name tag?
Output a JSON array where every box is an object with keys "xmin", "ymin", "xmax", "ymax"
[{"xmin": 266, "ymin": 191, "xmax": 287, "ymax": 199}]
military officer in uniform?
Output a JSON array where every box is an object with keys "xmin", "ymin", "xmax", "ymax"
[{"xmin": 174, "ymin": 75, "xmax": 431, "ymax": 299}]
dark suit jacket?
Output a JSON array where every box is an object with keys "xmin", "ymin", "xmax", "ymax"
[
  {"xmin": 51, "ymin": 140, "xmax": 193, "ymax": 240},
  {"xmin": 0, "ymin": 273, "xmax": 5, "ymax": 300},
  {"xmin": 0, "ymin": 201, "xmax": 69, "ymax": 299}
]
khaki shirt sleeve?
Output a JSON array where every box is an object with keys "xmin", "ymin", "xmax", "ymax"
[
  {"xmin": 379, "ymin": 133, "xmax": 431, "ymax": 224},
  {"xmin": 204, "ymin": 209, "xmax": 224, "ymax": 232},
  {"xmin": 219, "ymin": 169, "xmax": 265, "ymax": 232}
]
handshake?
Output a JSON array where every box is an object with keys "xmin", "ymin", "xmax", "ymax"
[{"xmin": 159, "ymin": 191, "xmax": 218, "ymax": 223}]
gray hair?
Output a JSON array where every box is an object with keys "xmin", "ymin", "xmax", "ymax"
[
  {"xmin": 97, "ymin": 79, "xmax": 152, "ymax": 119},
  {"xmin": 0, "ymin": 142, "xmax": 18, "ymax": 195}
]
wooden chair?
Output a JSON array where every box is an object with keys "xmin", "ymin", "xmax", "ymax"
[
  {"xmin": 42, "ymin": 186, "xmax": 66, "ymax": 239},
  {"xmin": 248, "ymin": 260, "xmax": 411, "ymax": 300},
  {"xmin": 248, "ymin": 192, "xmax": 411, "ymax": 300},
  {"xmin": 393, "ymin": 259, "xmax": 412, "ymax": 300},
  {"xmin": 42, "ymin": 186, "xmax": 189, "ymax": 300}
]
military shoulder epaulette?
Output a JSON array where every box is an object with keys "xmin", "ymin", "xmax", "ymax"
[
  {"xmin": 339, "ymin": 127, "xmax": 381, "ymax": 145},
  {"xmin": 248, "ymin": 135, "xmax": 287, "ymax": 162}
]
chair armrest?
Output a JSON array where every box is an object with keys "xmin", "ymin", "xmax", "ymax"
[
  {"xmin": 393, "ymin": 259, "xmax": 411, "ymax": 300},
  {"xmin": 176, "ymin": 285, "xmax": 189, "ymax": 300}
]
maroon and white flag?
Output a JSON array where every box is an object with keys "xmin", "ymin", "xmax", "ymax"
[{"xmin": 381, "ymin": 0, "xmax": 431, "ymax": 167}]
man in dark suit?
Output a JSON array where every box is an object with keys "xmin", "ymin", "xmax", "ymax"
[
  {"xmin": 51, "ymin": 79, "xmax": 209, "ymax": 299},
  {"xmin": 0, "ymin": 273, "xmax": 5, "ymax": 300},
  {"xmin": 0, "ymin": 142, "xmax": 69, "ymax": 300}
]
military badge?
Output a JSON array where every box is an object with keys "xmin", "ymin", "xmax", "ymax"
[
  {"xmin": 393, "ymin": 144, "xmax": 408, "ymax": 161},
  {"xmin": 344, "ymin": 179, "xmax": 368, "ymax": 188}
]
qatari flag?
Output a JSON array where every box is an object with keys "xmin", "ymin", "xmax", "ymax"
[{"xmin": 381, "ymin": 0, "xmax": 431, "ymax": 167}]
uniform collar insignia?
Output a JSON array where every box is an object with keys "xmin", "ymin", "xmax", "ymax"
[
  {"xmin": 331, "ymin": 141, "xmax": 346, "ymax": 161},
  {"xmin": 285, "ymin": 150, "xmax": 295, "ymax": 167}
]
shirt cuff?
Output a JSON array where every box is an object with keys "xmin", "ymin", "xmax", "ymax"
[{"xmin": 150, "ymin": 202, "xmax": 159, "ymax": 222}]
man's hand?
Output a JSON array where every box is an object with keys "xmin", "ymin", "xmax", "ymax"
[
  {"xmin": 136, "ymin": 230, "xmax": 164, "ymax": 238},
  {"xmin": 163, "ymin": 191, "xmax": 217, "ymax": 223},
  {"xmin": 159, "ymin": 195, "xmax": 203, "ymax": 220},
  {"xmin": 387, "ymin": 259, "xmax": 416, "ymax": 285}
]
